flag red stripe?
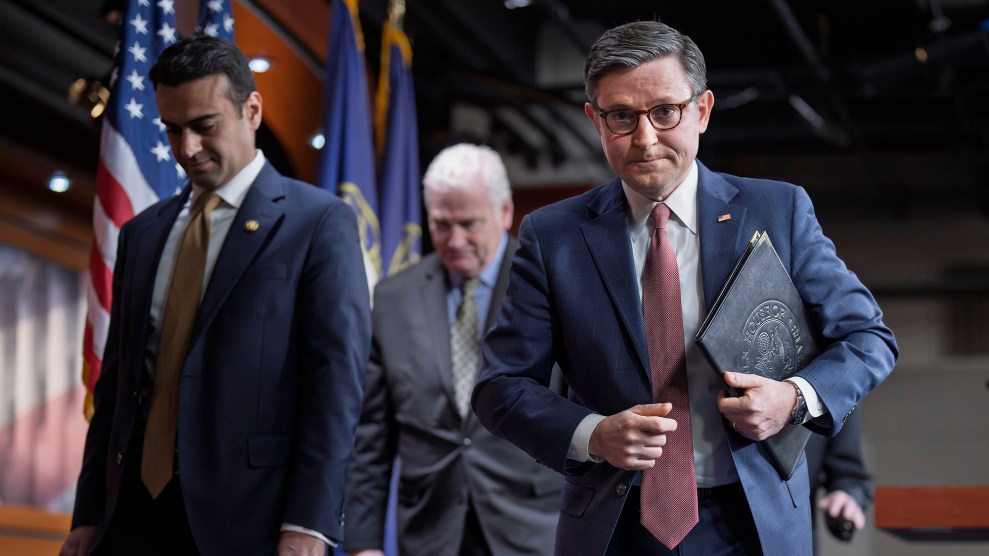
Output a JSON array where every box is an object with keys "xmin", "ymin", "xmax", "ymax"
[
  {"xmin": 96, "ymin": 160, "xmax": 135, "ymax": 228},
  {"xmin": 89, "ymin": 240, "xmax": 113, "ymax": 314}
]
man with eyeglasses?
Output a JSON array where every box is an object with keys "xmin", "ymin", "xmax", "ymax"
[{"xmin": 472, "ymin": 20, "xmax": 896, "ymax": 556}]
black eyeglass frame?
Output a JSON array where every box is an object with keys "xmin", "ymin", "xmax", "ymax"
[{"xmin": 594, "ymin": 93, "xmax": 700, "ymax": 136}]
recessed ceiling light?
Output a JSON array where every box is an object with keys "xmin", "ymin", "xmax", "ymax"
[
  {"xmin": 310, "ymin": 133, "xmax": 326, "ymax": 150},
  {"xmin": 49, "ymin": 172, "xmax": 70, "ymax": 193},
  {"xmin": 248, "ymin": 57, "xmax": 272, "ymax": 73}
]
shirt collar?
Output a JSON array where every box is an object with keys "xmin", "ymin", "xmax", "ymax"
[
  {"xmin": 622, "ymin": 160, "xmax": 699, "ymax": 241},
  {"xmin": 190, "ymin": 149, "xmax": 266, "ymax": 209}
]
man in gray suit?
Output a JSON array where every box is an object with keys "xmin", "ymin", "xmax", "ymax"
[{"xmin": 344, "ymin": 144, "xmax": 562, "ymax": 556}]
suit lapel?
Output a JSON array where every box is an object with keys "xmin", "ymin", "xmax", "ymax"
[
  {"xmin": 580, "ymin": 179, "xmax": 650, "ymax": 374},
  {"xmin": 415, "ymin": 258, "xmax": 455, "ymax": 406},
  {"xmin": 484, "ymin": 237, "xmax": 518, "ymax": 332},
  {"xmin": 459, "ymin": 237, "xmax": 520, "ymax": 429},
  {"xmin": 123, "ymin": 191, "xmax": 187, "ymax": 382},
  {"xmin": 696, "ymin": 162, "xmax": 745, "ymax": 310},
  {"xmin": 193, "ymin": 163, "xmax": 285, "ymax": 339},
  {"xmin": 128, "ymin": 192, "xmax": 186, "ymax": 313}
]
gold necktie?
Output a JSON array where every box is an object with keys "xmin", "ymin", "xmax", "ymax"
[{"xmin": 141, "ymin": 191, "xmax": 220, "ymax": 498}]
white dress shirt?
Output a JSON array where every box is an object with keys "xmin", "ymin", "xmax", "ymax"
[{"xmin": 146, "ymin": 150, "xmax": 264, "ymax": 376}]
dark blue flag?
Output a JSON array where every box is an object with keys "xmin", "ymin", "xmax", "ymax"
[
  {"xmin": 317, "ymin": 0, "xmax": 381, "ymax": 289},
  {"xmin": 374, "ymin": 11, "xmax": 421, "ymax": 277}
]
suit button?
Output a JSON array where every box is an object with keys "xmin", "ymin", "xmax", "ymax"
[
  {"xmin": 116, "ymin": 453, "xmax": 123, "ymax": 465},
  {"xmin": 616, "ymin": 483, "xmax": 627, "ymax": 496},
  {"xmin": 462, "ymin": 438, "xmax": 472, "ymax": 447}
]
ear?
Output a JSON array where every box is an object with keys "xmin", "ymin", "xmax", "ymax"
[
  {"xmin": 244, "ymin": 90, "xmax": 263, "ymax": 131},
  {"xmin": 695, "ymin": 89, "xmax": 714, "ymax": 134},
  {"xmin": 584, "ymin": 102, "xmax": 604, "ymax": 136},
  {"xmin": 499, "ymin": 198, "xmax": 515, "ymax": 231}
]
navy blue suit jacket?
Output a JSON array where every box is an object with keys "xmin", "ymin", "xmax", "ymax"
[
  {"xmin": 473, "ymin": 162, "xmax": 897, "ymax": 556},
  {"xmin": 72, "ymin": 162, "xmax": 371, "ymax": 554}
]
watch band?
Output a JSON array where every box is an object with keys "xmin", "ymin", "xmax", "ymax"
[{"xmin": 789, "ymin": 382, "xmax": 807, "ymax": 425}]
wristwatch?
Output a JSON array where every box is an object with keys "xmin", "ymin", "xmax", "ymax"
[{"xmin": 789, "ymin": 383, "xmax": 808, "ymax": 425}]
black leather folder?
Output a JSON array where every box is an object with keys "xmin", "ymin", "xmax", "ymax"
[{"xmin": 694, "ymin": 231, "xmax": 820, "ymax": 480}]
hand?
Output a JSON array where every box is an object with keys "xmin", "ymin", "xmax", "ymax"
[
  {"xmin": 59, "ymin": 525, "xmax": 96, "ymax": 556},
  {"xmin": 717, "ymin": 372, "xmax": 797, "ymax": 440},
  {"xmin": 276, "ymin": 531, "xmax": 328, "ymax": 556},
  {"xmin": 819, "ymin": 490, "xmax": 866, "ymax": 530},
  {"xmin": 348, "ymin": 550, "xmax": 386, "ymax": 556},
  {"xmin": 588, "ymin": 403, "xmax": 676, "ymax": 470}
]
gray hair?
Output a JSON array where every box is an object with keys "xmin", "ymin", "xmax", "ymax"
[
  {"xmin": 584, "ymin": 21, "xmax": 707, "ymax": 105},
  {"xmin": 422, "ymin": 144, "xmax": 512, "ymax": 210}
]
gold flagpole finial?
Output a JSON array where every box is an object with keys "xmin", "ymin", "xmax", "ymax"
[{"xmin": 388, "ymin": 0, "xmax": 406, "ymax": 30}]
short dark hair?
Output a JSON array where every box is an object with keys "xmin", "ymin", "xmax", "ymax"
[
  {"xmin": 584, "ymin": 21, "xmax": 707, "ymax": 105},
  {"xmin": 149, "ymin": 35, "xmax": 255, "ymax": 113}
]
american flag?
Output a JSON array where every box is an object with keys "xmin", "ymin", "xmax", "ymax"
[
  {"xmin": 197, "ymin": 0, "xmax": 236, "ymax": 39},
  {"xmin": 82, "ymin": 0, "xmax": 235, "ymax": 418}
]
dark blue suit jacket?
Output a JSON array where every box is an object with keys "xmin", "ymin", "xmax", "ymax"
[
  {"xmin": 473, "ymin": 162, "xmax": 897, "ymax": 556},
  {"xmin": 72, "ymin": 162, "xmax": 371, "ymax": 554}
]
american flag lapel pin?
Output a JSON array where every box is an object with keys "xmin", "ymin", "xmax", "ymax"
[{"xmin": 718, "ymin": 214, "xmax": 731, "ymax": 222}]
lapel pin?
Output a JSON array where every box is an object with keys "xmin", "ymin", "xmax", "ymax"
[
  {"xmin": 244, "ymin": 219, "xmax": 260, "ymax": 232},
  {"xmin": 718, "ymin": 214, "xmax": 731, "ymax": 222}
]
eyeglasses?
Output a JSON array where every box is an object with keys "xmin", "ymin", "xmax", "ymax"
[{"xmin": 595, "ymin": 94, "xmax": 699, "ymax": 135}]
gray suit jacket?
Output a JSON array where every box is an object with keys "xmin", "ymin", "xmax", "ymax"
[{"xmin": 344, "ymin": 238, "xmax": 563, "ymax": 556}]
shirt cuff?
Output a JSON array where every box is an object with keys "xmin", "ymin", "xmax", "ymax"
[
  {"xmin": 568, "ymin": 414, "xmax": 607, "ymax": 462},
  {"xmin": 785, "ymin": 377, "xmax": 825, "ymax": 421},
  {"xmin": 281, "ymin": 524, "xmax": 337, "ymax": 548}
]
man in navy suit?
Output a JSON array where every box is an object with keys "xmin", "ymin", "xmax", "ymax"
[
  {"xmin": 61, "ymin": 36, "xmax": 369, "ymax": 556},
  {"xmin": 472, "ymin": 21, "xmax": 897, "ymax": 555}
]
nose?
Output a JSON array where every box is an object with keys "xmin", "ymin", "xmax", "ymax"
[
  {"xmin": 447, "ymin": 225, "xmax": 469, "ymax": 248},
  {"xmin": 177, "ymin": 129, "xmax": 202, "ymax": 160},
  {"xmin": 630, "ymin": 113, "xmax": 660, "ymax": 148}
]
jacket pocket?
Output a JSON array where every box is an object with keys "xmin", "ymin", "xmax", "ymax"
[{"xmin": 560, "ymin": 479, "xmax": 594, "ymax": 517}]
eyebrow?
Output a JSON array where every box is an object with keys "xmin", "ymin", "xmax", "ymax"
[
  {"xmin": 601, "ymin": 99, "xmax": 682, "ymax": 111},
  {"xmin": 160, "ymin": 112, "xmax": 221, "ymax": 128}
]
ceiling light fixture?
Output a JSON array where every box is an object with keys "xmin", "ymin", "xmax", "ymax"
[
  {"xmin": 48, "ymin": 172, "xmax": 70, "ymax": 193},
  {"xmin": 248, "ymin": 56, "xmax": 272, "ymax": 73},
  {"xmin": 67, "ymin": 78, "xmax": 110, "ymax": 119}
]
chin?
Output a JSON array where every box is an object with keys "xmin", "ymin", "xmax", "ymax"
[
  {"xmin": 629, "ymin": 170, "xmax": 680, "ymax": 192},
  {"xmin": 191, "ymin": 175, "xmax": 220, "ymax": 189},
  {"xmin": 446, "ymin": 262, "xmax": 479, "ymax": 277}
]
